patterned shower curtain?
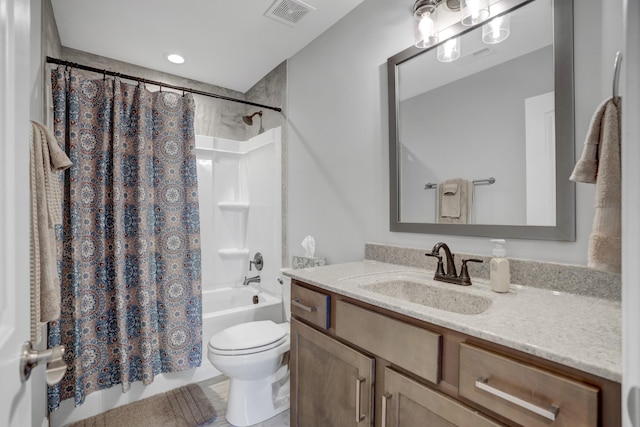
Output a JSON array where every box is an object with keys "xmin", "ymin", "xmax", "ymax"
[{"xmin": 47, "ymin": 67, "xmax": 202, "ymax": 411}]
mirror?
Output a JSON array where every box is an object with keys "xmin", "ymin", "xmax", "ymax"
[{"xmin": 388, "ymin": 0, "xmax": 575, "ymax": 240}]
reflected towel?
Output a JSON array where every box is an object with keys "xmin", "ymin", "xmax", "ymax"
[
  {"xmin": 30, "ymin": 121, "xmax": 72, "ymax": 324},
  {"xmin": 440, "ymin": 183, "xmax": 461, "ymax": 218},
  {"xmin": 570, "ymin": 98, "xmax": 621, "ymax": 273},
  {"xmin": 439, "ymin": 179, "xmax": 473, "ymax": 224}
]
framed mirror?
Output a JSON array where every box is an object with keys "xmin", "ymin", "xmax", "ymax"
[{"xmin": 388, "ymin": 0, "xmax": 575, "ymax": 240}]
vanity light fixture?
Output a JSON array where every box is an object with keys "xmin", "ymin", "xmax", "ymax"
[
  {"xmin": 437, "ymin": 37, "xmax": 461, "ymax": 62},
  {"xmin": 165, "ymin": 53, "xmax": 185, "ymax": 64},
  {"xmin": 413, "ymin": 0, "xmax": 490, "ymax": 49},
  {"xmin": 482, "ymin": 14, "xmax": 511, "ymax": 44}
]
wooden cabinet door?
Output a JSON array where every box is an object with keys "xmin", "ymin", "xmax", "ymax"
[
  {"xmin": 382, "ymin": 368, "xmax": 504, "ymax": 427},
  {"xmin": 291, "ymin": 318, "xmax": 375, "ymax": 427}
]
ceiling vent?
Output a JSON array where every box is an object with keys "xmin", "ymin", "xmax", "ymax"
[
  {"xmin": 265, "ymin": 0, "xmax": 316, "ymax": 27},
  {"xmin": 456, "ymin": 47, "xmax": 495, "ymax": 66}
]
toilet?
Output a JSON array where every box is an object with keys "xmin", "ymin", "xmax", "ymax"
[{"xmin": 207, "ymin": 283, "xmax": 291, "ymax": 426}]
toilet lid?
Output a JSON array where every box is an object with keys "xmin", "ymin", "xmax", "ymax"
[{"xmin": 209, "ymin": 320, "xmax": 287, "ymax": 353}]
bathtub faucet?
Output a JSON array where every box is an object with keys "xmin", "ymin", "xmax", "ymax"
[{"xmin": 243, "ymin": 275, "xmax": 261, "ymax": 286}]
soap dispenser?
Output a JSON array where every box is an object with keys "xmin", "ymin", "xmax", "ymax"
[{"xmin": 490, "ymin": 239, "xmax": 510, "ymax": 293}]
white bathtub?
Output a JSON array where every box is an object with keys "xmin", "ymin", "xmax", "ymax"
[{"xmin": 202, "ymin": 286, "xmax": 283, "ymax": 339}]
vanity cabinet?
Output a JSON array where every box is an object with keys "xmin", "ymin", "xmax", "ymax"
[
  {"xmin": 290, "ymin": 318, "xmax": 374, "ymax": 426},
  {"xmin": 289, "ymin": 280, "xmax": 621, "ymax": 427}
]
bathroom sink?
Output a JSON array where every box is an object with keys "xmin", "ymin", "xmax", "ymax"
[{"xmin": 345, "ymin": 272, "xmax": 492, "ymax": 315}]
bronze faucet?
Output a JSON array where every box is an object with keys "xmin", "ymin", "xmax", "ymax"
[{"xmin": 425, "ymin": 242, "xmax": 483, "ymax": 286}]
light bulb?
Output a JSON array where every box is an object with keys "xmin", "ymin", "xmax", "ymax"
[
  {"xmin": 437, "ymin": 38, "xmax": 461, "ymax": 62},
  {"xmin": 482, "ymin": 15, "xmax": 511, "ymax": 44},
  {"xmin": 460, "ymin": 0, "xmax": 490, "ymax": 26}
]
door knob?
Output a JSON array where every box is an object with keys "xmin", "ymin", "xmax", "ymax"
[
  {"xmin": 629, "ymin": 386, "xmax": 640, "ymax": 426},
  {"xmin": 20, "ymin": 341, "xmax": 66, "ymax": 385}
]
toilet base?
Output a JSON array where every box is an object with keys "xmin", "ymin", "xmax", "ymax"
[{"xmin": 225, "ymin": 367, "xmax": 290, "ymax": 426}]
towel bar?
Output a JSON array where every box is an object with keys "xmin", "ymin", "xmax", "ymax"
[{"xmin": 613, "ymin": 51, "xmax": 622, "ymax": 102}]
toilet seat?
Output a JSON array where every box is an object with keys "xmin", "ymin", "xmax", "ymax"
[{"xmin": 208, "ymin": 320, "xmax": 288, "ymax": 356}]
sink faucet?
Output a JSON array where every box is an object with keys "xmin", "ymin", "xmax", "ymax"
[
  {"xmin": 430, "ymin": 242, "xmax": 457, "ymax": 278},
  {"xmin": 425, "ymin": 242, "xmax": 483, "ymax": 286},
  {"xmin": 243, "ymin": 275, "xmax": 261, "ymax": 286}
]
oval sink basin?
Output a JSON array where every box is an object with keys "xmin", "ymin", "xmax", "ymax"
[{"xmin": 359, "ymin": 278, "xmax": 492, "ymax": 315}]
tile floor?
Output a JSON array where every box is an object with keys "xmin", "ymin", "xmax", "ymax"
[{"xmin": 198, "ymin": 376, "xmax": 291, "ymax": 427}]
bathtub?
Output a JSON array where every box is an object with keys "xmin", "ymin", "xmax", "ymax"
[{"xmin": 202, "ymin": 286, "xmax": 283, "ymax": 339}]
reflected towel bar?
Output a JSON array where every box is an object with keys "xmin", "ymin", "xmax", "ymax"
[
  {"xmin": 424, "ymin": 177, "xmax": 495, "ymax": 190},
  {"xmin": 472, "ymin": 177, "xmax": 496, "ymax": 186}
]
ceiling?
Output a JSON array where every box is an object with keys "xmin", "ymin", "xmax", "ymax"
[{"xmin": 50, "ymin": 0, "xmax": 366, "ymax": 93}]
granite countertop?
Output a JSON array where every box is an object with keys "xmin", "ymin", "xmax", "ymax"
[{"xmin": 283, "ymin": 260, "xmax": 622, "ymax": 383}]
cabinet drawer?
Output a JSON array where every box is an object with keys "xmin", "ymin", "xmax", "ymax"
[
  {"xmin": 383, "ymin": 367, "xmax": 504, "ymax": 427},
  {"xmin": 291, "ymin": 282, "xmax": 330, "ymax": 329},
  {"xmin": 459, "ymin": 343, "xmax": 599, "ymax": 427},
  {"xmin": 335, "ymin": 300, "xmax": 441, "ymax": 384}
]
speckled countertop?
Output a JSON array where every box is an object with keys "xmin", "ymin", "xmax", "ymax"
[{"xmin": 283, "ymin": 260, "xmax": 621, "ymax": 383}]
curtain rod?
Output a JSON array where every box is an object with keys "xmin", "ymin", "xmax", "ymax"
[{"xmin": 46, "ymin": 56, "xmax": 282, "ymax": 113}]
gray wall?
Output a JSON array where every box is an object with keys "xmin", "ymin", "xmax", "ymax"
[{"xmin": 287, "ymin": 0, "xmax": 623, "ymax": 266}]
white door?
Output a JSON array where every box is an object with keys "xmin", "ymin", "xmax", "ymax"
[
  {"xmin": 524, "ymin": 91, "xmax": 556, "ymax": 226},
  {"xmin": 623, "ymin": 1, "xmax": 640, "ymax": 425},
  {"xmin": 0, "ymin": 0, "xmax": 34, "ymax": 425}
]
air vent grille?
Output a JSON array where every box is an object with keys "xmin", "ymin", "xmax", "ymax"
[{"xmin": 265, "ymin": 0, "xmax": 316, "ymax": 27}]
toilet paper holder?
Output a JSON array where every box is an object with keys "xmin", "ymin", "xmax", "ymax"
[{"xmin": 20, "ymin": 341, "xmax": 67, "ymax": 385}]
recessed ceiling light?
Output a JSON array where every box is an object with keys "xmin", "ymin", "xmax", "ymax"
[{"xmin": 165, "ymin": 53, "xmax": 185, "ymax": 64}]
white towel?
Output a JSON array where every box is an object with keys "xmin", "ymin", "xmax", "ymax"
[
  {"xmin": 570, "ymin": 98, "xmax": 621, "ymax": 274},
  {"xmin": 30, "ymin": 121, "xmax": 72, "ymax": 325},
  {"xmin": 438, "ymin": 179, "xmax": 473, "ymax": 224}
]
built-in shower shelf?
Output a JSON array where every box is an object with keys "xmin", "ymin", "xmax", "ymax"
[
  {"xmin": 218, "ymin": 248, "xmax": 250, "ymax": 258},
  {"xmin": 218, "ymin": 201, "xmax": 250, "ymax": 211}
]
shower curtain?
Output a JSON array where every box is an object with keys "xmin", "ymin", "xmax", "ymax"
[{"xmin": 47, "ymin": 67, "xmax": 202, "ymax": 411}]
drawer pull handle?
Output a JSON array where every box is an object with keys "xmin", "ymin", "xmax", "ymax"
[
  {"xmin": 292, "ymin": 299, "xmax": 318, "ymax": 312},
  {"xmin": 475, "ymin": 377, "xmax": 559, "ymax": 421},
  {"xmin": 381, "ymin": 393, "xmax": 391, "ymax": 427},
  {"xmin": 355, "ymin": 377, "xmax": 366, "ymax": 423}
]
